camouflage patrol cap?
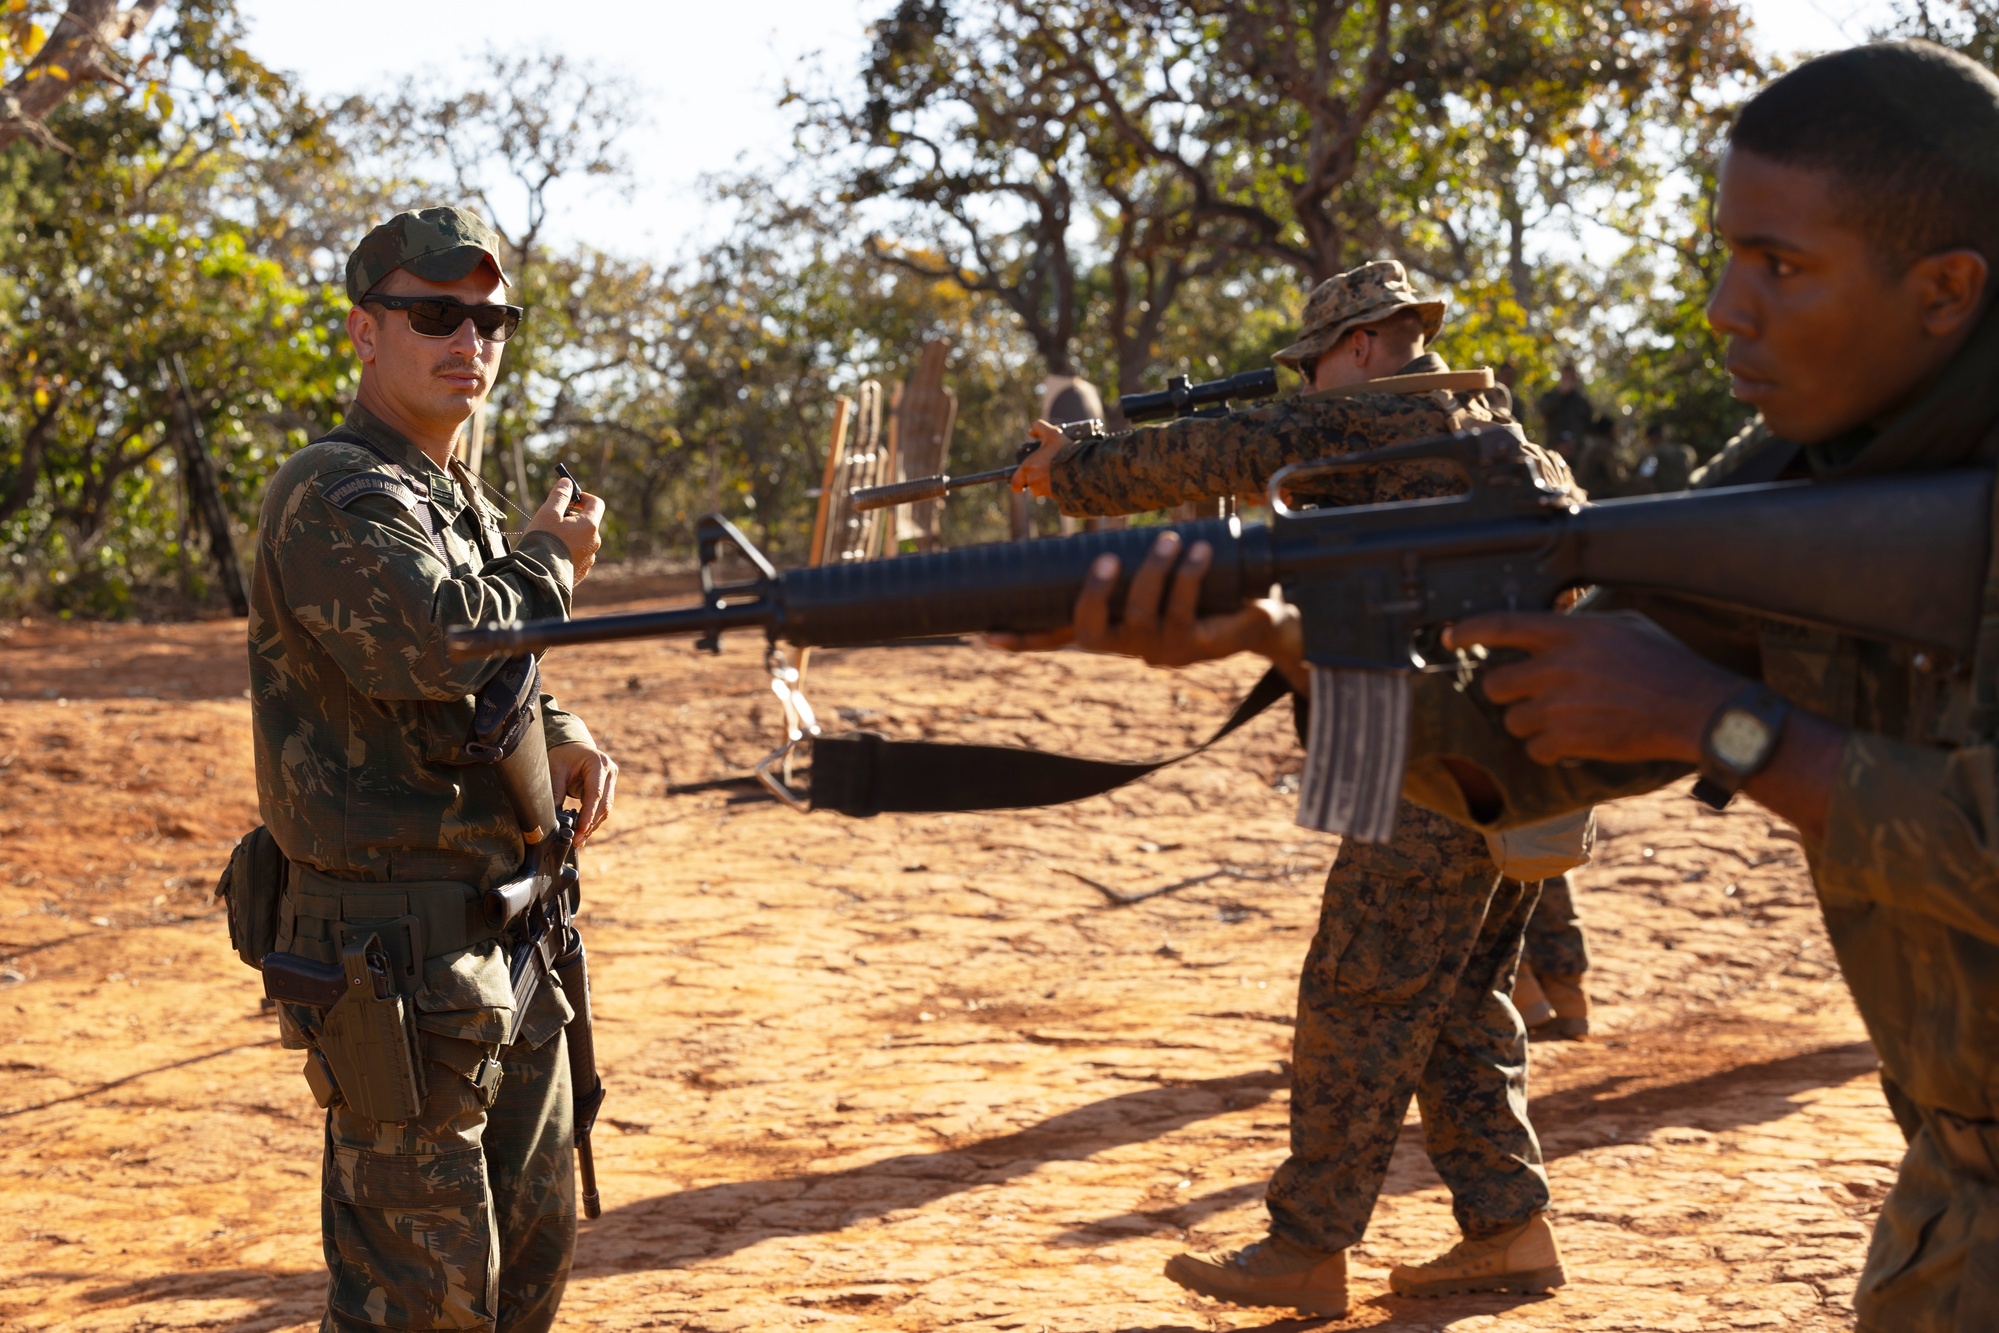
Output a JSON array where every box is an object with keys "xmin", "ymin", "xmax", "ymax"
[
  {"xmin": 344, "ymin": 206, "xmax": 512, "ymax": 306},
  {"xmin": 1273, "ymin": 260, "xmax": 1447, "ymax": 371}
]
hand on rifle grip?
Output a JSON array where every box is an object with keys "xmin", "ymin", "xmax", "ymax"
[{"xmin": 548, "ymin": 742, "xmax": 619, "ymax": 845}]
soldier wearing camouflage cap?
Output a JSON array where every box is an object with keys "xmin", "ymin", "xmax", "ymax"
[
  {"xmin": 1003, "ymin": 259, "xmax": 1582, "ymax": 1315},
  {"xmin": 1271, "ymin": 258, "xmax": 1447, "ymax": 376},
  {"xmin": 248, "ymin": 205, "xmax": 617, "ymax": 1332}
]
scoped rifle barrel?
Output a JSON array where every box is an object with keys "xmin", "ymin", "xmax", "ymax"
[{"xmin": 1118, "ymin": 367, "xmax": 1280, "ymax": 424}]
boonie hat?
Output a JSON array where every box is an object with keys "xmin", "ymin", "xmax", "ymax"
[
  {"xmin": 1273, "ymin": 260, "xmax": 1447, "ymax": 371},
  {"xmin": 344, "ymin": 206, "xmax": 512, "ymax": 306}
]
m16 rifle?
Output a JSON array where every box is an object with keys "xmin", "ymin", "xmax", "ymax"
[
  {"xmin": 849, "ymin": 368, "xmax": 1280, "ymax": 513},
  {"xmin": 449, "ymin": 427, "xmax": 1987, "ymax": 841}
]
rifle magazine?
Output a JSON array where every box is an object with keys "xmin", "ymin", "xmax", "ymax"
[{"xmin": 1298, "ymin": 667, "xmax": 1410, "ymax": 842}]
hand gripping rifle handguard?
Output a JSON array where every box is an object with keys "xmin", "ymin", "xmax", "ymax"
[
  {"xmin": 448, "ymin": 427, "xmax": 1991, "ymax": 842},
  {"xmin": 848, "ymin": 368, "xmax": 1280, "ymax": 513}
]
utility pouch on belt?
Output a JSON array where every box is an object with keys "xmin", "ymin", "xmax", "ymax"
[
  {"xmin": 467, "ymin": 654, "xmax": 558, "ymax": 844},
  {"xmin": 1481, "ymin": 808, "xmax": 1597, "ymax": 882},
  {"xmin": 310, "ymin": 932, "xmax": 429, "ymax": 1124},
  {"xmin": 215, "ymin": 824, "xmax": 287, "ymax": 969}
]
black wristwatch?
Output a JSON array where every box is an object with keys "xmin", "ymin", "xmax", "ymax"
[{"xmin": 1692, "ymin": 685, "xmax": 1792, "ymax": 810}]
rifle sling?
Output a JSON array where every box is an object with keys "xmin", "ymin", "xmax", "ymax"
[{"xmin": 804, "ymin": 667, "xmax": 1294, "ymax": 817}]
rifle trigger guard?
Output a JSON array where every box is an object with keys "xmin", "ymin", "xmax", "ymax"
[{"xmin": 755, "ymin": 646, "xmax": 820, "ymax": 812}]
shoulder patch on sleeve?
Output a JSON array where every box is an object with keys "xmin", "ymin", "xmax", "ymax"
[{"xmin": 321, "ymin": 471, "xmax": 421, "ymax": 513}]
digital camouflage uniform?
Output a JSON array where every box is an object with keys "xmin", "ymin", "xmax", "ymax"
[
  {"xmin": 251, "ymin": 397, "xmax": 586, "ymax": 1332},
  {"xmin": 1523, "ymin": 871, "xmax": 1589, "ymax": 980},
  {"xmin": 1403, "ymin": 312, "xmax": 1999, "ymax": 1330},
  {"xmin": 1049, "ymin": 329, "xmax": 1564, "ymax": 1247}
]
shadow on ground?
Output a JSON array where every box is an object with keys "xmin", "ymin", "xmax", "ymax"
[
  {"xmin": 14, "ymin": 1266, "xmax": 322, "ymax": 1332},
  {"xmin": 581, "ymin": 1068, "xmax": 1286, "ymax": 1273},
  {"xmin": 1063, "ymin": 1038, "xmax": 1880, "ymax": 1250}
]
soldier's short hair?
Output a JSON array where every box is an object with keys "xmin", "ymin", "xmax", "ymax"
[{"xmin": 1730, "ymin": 41, "xmax": 1999, "ymax": 276}]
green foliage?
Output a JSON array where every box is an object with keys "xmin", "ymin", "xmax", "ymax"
[
  {"xmin": 798, "ymin": 0, "xmax": 1763, "ymax": 477},
  {"xmin": 0, "ymin": 1, "xmax": 356, "ymax": 615},
  {"xmin": 510, "ymin": 181, "xmax": 1048, "ymax": 559},
  {"xmin": 0, "ymin": 2, "xmax": 1810, "ymax": 613}
]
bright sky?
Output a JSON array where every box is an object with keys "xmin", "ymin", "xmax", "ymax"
[
  {"xmin": 234, "ymin": 0, "xmax": 1910, "ymax": 266},
  {"xmin": 234, "ymin": 0, "xmax": 875, "ymax": 261}
]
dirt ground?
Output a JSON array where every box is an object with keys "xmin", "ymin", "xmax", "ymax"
[{"xmin": 0, "ymin": 603, "xmax": 1901, "ymax": 1332}]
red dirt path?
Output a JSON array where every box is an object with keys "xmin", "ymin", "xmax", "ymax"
[{"xmin": 0, "ymin": 609, "xmax": 1893, "ymax": 1331}]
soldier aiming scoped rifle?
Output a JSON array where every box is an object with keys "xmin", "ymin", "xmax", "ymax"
[
  {"xmin": 446, "ymin": 425, "xmax": 1987, "ymax": 842},
  {"xmin": 849, "ymin": 368, "xmax": 1280, "ymax": 512}
]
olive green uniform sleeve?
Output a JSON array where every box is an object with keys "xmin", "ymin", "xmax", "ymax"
[
  {"xmin": 539, "ymin": 692, "xmax": 593, "ymax": 751},
  {"xmin": 273, "ymin": 480, "xmax": 574, "ymax": 702},
  {"xmin": 1049, "ymin": 390, "xmax": 1480, "ymax": 517},
  {"xmin": 1817, "ymin": 732, "xmax": 1999, "ymax": 946}
]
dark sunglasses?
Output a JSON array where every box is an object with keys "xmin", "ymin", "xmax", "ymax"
[{"xmin": 362, "ymin": 294, "xmax": 525, "ymax": 342}]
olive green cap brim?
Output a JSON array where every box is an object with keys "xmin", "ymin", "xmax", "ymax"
[
  {"xmin": 345, "ymin": 206, "xmax": 513, "ymax": 305},
  {"xmin": 401, "ymin": 245, "xmax": 504, "ymax": 287}
]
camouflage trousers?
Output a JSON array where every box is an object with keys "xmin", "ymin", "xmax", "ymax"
[
  {"xmin": 1854, "ymin": 1124, "xmax": 1999, "ymax": 1333},
  {"xmin": 1266, "ymin": 800, "xmax": 1549, "ymax": 1252},
  {"xmin": 321, "ymin": 1026, "xmax": 575, "ymax": 1332},
  {"xmin": 1523, "ymin": 870, "xmax": 1590, "ymax": 980}
]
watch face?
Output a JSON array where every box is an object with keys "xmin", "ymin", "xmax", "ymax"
[{"xmin": 1711, "ymin": 709, "xmax": 1773, "ymax": 771}]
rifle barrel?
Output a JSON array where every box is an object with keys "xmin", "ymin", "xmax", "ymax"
[
  {"xmin": 445, "ymin": 434, "xmax": 1991, "ymax": 668},
  {"xmin": 449, "ymin": 600, "xmax": 770, "ymax": 659},
  {"xmin": 850, "ymin": 463, "xmax": 1016, "ymax": 513}
]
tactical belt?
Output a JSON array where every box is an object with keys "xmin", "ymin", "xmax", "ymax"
[
  {"xmin": 289, "ymin": 865, "xmax": 496, "ymax": 967},
  {"xmin": 803, "ymin": 667, "xmax": 1294, "ymax": 817}
]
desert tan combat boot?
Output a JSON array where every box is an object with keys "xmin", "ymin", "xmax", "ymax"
[
  {"xmin": 1533, "ymin": 972, "xmax": 1590, "ymax": 1039},
  {"xmin": 1164, "ymin": 1233, "xmax": 1349, "ymax": 1316},
  {"xmin": 1389, "ymin": 1211, "xmax": 1567, "ymax": 1297},
  {"xmin": 1512, "ymin": 962, "xmax": 1556, "ymax": 1029}
]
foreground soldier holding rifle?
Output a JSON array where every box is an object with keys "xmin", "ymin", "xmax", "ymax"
[
  {"xmin": 1023, "ymin": 43, "xmax": 1999, "ymax": 1330},
  {"xmin": 448, "ymin": 45, "xmax": 1999, "ymax": 1326},
  {"xmin": 227, "ymin": 208, "xmax": 618, "ymax": 1333},
  {"xmin": 450, "ymin": 270, "xmax": 1984, "ymax": 1328}
]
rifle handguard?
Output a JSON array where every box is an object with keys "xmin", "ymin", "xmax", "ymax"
[{"xmin": 850, "ymin": 474, "xmax": 955, "ymax": 512}]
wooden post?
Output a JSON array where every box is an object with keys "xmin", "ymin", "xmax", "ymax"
[
  {"xmin": 894, "ymin": 340, "xmax": 957, "ymax": 550},
  {"xmin": 808, "ymin": 396, "xmax": 853, "ymax": 567}
]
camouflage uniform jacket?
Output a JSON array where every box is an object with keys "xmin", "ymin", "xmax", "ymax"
[
  {"xmin": 1049, "ymin": 354, "xmax": 1528, "ymax": 516},
  {"xmin": 249, "ymin": 402, "xmax": 592, "ymax": 892},
  {"xmin": 1403, "ymin": 314, "xmax": 1999, "ymax": 1324}
]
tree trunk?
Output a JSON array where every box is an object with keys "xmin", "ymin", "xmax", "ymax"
[
  {"xmin": 0, "ymin": 389, "xmax": 59, "ymax": 525},
  {"xmin": 166, "ymin": 357, "xmax": 248, "ymax": 616}
]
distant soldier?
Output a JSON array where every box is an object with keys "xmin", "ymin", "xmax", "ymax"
[
  {"xmin": 1005, "ymin": 261, "xmax": 1582, "ymax": 1316},
  {"xmin": 1516, "ymin": 870, "xmax": 1591, "ymax": 1038},
  {"xmin": 1536, "ymin": 362, "xmax": 1598, "ymax": 462},
  {"xmin": 1627, "ymin": 420, "xmax": 1700, "ymax": 495},
  {"xmin": 249, "ymin": 207, "xmax": 616, "ymax": 1332}
]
